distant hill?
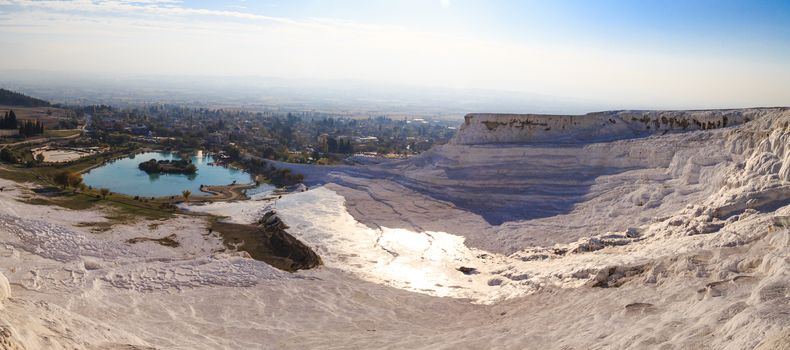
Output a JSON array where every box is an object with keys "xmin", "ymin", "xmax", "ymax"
[{"xmin": 0, "ymin": 88, "xmax": 51, "ymax": 107}]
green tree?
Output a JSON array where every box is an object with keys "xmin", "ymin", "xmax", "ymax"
[
  {"xmin": 224, "ymin": 144, "xmax": 241, "ymax": 159},
  {"xmin": 53, "ymin": 171, "xmax": 82, "ymax": 190},
  {"xmin": 35, "ymin": 153, "xmax": 45, "ymax": 163},
  {"xmin": 99, "ymin": 188, "xmax": 110, "ymax": 199},
  {"xmin": 0, "ymin": 110, "xmax": 17, "ymax": 129},
  {"xmin": 67, "ymin": 172, "xmax": 83, "ymax": 192},
  {"xmin": 293, "ymin": 173, "xmax": 305, "ymax": 183},
  {"xmin": 182, "ymin": 190, "xmax": 191, "ymax": 203},
  {"xmin": 53, "ymin": 171, "xmax": 71, "ymax": 189},
  {"xmin": 0, "ymin": 148, "xmax": 15, "ymax": 163}
]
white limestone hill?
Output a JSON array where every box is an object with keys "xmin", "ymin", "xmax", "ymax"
[
  {"xmin": 0, "ymin": 107, "xmax": 788, "ymax": 349},
  {"xmin": 321, "ymin": 108, "xmax": 790, "ymax": 249}
]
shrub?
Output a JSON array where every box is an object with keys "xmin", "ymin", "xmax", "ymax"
[
  {"xmin": 0, "ymin": 148, "xmax": 17, "ymax": 163},
  {"xmin": 53, "ymin": 171, "xmax": 76, "ymax": 189}
]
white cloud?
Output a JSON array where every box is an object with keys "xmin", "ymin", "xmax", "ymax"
[{"xmin": 0, "ymin": 0, "xmax": 326, "ymax": 28}]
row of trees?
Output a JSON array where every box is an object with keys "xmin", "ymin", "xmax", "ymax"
[
  {"xmin": 325, "ymin": 137, "xmax": 354, "ymax": 154},
  {"xmin": 1, "ymin": 110, "xmax": 45, "ymax": 136},
  {"xmin": 19, "ymin": 120, "xmax": 45, "ymax": 137},
  {"xmin": 240, "ymin": 157, "xmax": 304, "ymax": 187},
  {"xmin": 0, "ymin": 111, "xmax": 17, "ymax": 129}
]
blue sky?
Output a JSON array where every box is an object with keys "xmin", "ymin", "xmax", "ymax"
[
  {"xmin": 0, "ymin": 0, "xmax": 788, "ymax": 108},
  {"xmin": 180, "ymin": 0, "xmax": 790, "ymax": 56}
]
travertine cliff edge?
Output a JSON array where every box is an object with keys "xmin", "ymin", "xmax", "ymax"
[{"xmin": 452, "ymin": 109, "xmax": 782, "ymax": 144}]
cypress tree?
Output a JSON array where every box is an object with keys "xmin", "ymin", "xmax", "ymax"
[
  {"xmin": 18, "ymin": 120, "xmax": 43, "ymax": 137},
  {"xmin": 8, "ymin": 110, "xmax": 16, "ymax": 129},
  {"xmin": 0, "ymin": 111, "xmax": 9, "ymax": 129}
]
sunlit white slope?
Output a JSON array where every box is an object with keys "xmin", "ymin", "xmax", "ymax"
[{"xmin": 275, "ymin": 187, "xmax": 537, "ymax": 303}]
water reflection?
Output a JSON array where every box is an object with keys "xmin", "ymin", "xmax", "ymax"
[{"xmin": 83, "ymin": 151, "xmax": 258, "ymax": 197}]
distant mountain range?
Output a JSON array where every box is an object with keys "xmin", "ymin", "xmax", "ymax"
[{"xmin": 0, "ymin": 70, "xmax": 606, "ymax": 118}]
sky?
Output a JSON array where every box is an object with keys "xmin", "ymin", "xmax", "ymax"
[{"xmin": 0, "ymin": 0, "xmax": 788, "ymax": 109}]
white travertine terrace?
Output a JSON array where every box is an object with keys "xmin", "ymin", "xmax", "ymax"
[{"xmin": 0, "ymin": 107, "xmax": 789, "ymax": 349}]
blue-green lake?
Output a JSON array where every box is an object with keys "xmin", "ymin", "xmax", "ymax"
[{"xmin": 82, "ymin": 151, "xmax": 255, "ymax": 197}]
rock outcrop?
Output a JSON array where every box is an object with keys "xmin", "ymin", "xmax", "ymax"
[
  {"xmin": 452, "ymin": 109, "xmax": 775, "ymax": 145},
  {"xmin": 212, "ymin": 212, "xmax": 322, "ymax": 272}
]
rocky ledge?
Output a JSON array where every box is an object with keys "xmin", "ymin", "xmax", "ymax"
[
  {"xmin": 451, "ymin": 108, "xmax": 786, "ymax": 145},
  {"xmin": 211, "ymin": 211, "xmax": 321, "ymax": 272}
]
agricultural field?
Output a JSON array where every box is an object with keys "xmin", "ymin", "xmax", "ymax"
[{"xmin": 0, "ymin": 105, "xmax": 79, "ymax": 130}]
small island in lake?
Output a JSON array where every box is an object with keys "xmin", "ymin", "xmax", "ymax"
[{"xmin": 138, "ymin": 158, "xmax": 198, "ymax": 174}]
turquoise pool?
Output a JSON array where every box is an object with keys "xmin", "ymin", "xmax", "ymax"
[{"xmin": 82, "ymin": 151, "xmax": 255, "ymax": 197}]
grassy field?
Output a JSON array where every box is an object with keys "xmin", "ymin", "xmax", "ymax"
[
  {"xmin": 0, "ymin": 167, "xmax": 40, "ymax": 183},
  {"xmin": 20, "ymin": 187, "xmax": 177, "ymax": 221},
  {"xmin": 43, "ymin": 129, "xmax": 82, "ymax": 138},
  {"xmin": 21, "ymin": 190, "xmax": 176, "ymax": 234},
  {"xmin": 0, "ymin": 106, "xmax": 72, "ymax": 129}
]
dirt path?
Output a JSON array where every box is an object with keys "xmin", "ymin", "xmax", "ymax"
[
  {"xmin": 0, "ymin": 130, "xmax": 82, "ymax": 147},
  {"xmin": 165, "ymin": 182, "xmax": 260, "ymax": 203}
]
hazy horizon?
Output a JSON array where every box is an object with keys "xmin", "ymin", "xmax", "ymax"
[{"xmin": 1, "ymin": 0, "xmax": 789, "ymax": 111}]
